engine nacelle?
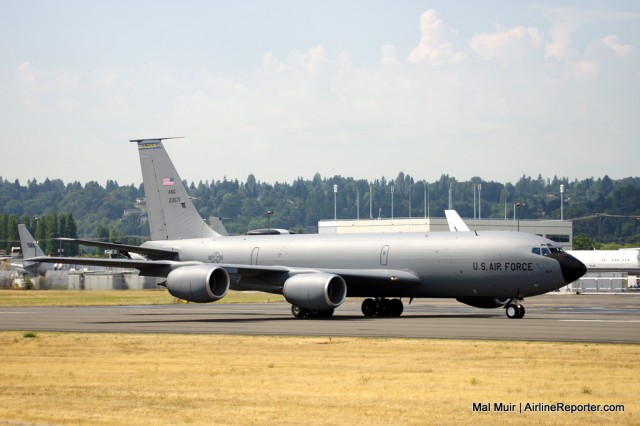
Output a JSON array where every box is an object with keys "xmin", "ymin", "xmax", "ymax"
[
  {"xmin": 283, "ymin": 273, "xmax": 347, "ymax": 311},
  {"xmin": 166, "ymin": 264, "xmax": 230, "ymax": 303},
  {"xmin": 456, "ymin": 297, "xmax": 511, "ymax": 309}
]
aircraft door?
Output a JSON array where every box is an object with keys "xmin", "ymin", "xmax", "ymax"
[
  {"xmin": 380, "ymin": 245, "xmax": 389, "ymax": 266},
  {"xmin": 251, "ymin": 247, "xmax": 260, "ymax": 265}
]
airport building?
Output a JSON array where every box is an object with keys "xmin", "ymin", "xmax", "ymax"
[{"xmin": 318, "ymin": 217, "xmax": 574, "ymax": 248}]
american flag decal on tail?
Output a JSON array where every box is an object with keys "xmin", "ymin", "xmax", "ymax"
[{"xmin": 163, "ymin": 177, "xmax": 175, "ymax": 186}]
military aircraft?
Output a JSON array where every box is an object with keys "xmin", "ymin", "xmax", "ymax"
[{"xmin": 30, "ymin": 138, "xmax": 586, "ymax": 319}]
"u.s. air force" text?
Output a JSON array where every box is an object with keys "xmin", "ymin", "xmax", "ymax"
[{"xmin": 473, "ymin": 262, "xmax": 533, "ymax": 272}]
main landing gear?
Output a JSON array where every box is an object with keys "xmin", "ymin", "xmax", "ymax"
[
  {"xmin": 361, "ymin": 297, "xmax": 404, "ymax": 317},
  {"xmin": 291, "ymin": 305, "xmax": 335, "ymax": 318},
  {"xmin": 505, "ymin": 302, "xmax": 525, "ymax": 319}
]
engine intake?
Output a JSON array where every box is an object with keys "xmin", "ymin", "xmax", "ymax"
[
  {"xmin": 166, "ymin": 264, "xmax": 230, "ymax": 303},
  {"xmin": 283, "ymin": 273, "xmax": 347, "ymax": 311}
]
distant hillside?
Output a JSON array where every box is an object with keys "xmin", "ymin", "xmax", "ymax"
[{"xmin": 1, "ymin": 173, "xmax": 639, "ymax": 252}]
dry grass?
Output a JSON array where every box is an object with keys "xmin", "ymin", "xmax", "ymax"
[
  {"xmin": 0, "ymin": 332, "xmax": 638, "ymax": 425},
  {"xmin": 0, "ymin": 289, "xmax": 285, "ymax": 307}
]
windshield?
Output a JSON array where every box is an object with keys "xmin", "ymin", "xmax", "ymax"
[{"xmin": 532, "ymin": 244, "xmax": 566, "ymax": 256}]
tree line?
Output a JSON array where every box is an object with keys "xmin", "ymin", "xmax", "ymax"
[
  {"xmin": 1, "ymin": 173, "xmax": 640, "ymax": 254},
  {"xmin": 0, "ymin": 212, "xmax": 78, "ymax": 256}
]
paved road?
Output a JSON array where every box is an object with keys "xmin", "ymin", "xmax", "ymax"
[{"xmin": 1, "ymin": 294, "xmax": 639, "ymax": 343}]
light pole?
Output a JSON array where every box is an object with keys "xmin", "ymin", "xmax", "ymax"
[
  {"xmin": 560, "ymin": 184, "xmax": 564, "ymax": 221},
  {"xmin": 409, "ymin": 182, "xmax": 412, "ymax": 219},
  {"xmin": 391, "ymin": 185, "xmax": 395, "ymax": 219},
  {"xmin": 333, "ymin": 184, "xmax": 337, "ymax": 220},
  {"xmin": 266, "ymin": 210, "xmax": 273, "ymax": 233},
  {"xmin": 32, "ymin": 216, "xmax": 39, "ymax": 257},
  {"xmin": 423, "ymin": 182, "xmax": 427, "ymax": 219},
  {"xmin": 478, "ymin": 183, "xmax": 482, "ymax": 220},
  {"xmin": 473, "ymin": 184, "xmax": 476, "ymax": 220}
]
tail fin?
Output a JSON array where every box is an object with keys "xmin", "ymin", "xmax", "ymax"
[
  {"xmin": 18, "ymin": 223, "xmax": 52, "ymax": 275},
  {"xmin": 132, "ymin": 138, "xmax": 220, "ymax": 240},
  {"xmin": 18, "ymin": 224, "xmax": 46, "ymax": 258},
  {"xmin": 444, "ymin": 210, "xmax": 471, "ymax": 232}
]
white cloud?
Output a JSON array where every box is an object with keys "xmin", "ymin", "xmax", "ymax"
[
  {"xmin": 601, "ymin": 35, "xmax": 634, "ymax": 57},
  {"xmin": 544, "ymin": 19, "xmax": 578, "ymax": 62},
  {"xmin": 470, "ymin": 26, "xmax": 544, "ymax": 62},
  {"xmin": 407, "ymin": 9, "xmax": 466, "ymax": 65},
  {"xmin": 3, "ymin": 6, "xmax": 639, "ymax": 185},
  {"xmin": 381, "ymin": 44, "xmax": 397, "ymax": 66}
]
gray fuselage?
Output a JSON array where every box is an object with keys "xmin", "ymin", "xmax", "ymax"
[{"xmin": 144, "ymin": 230, "xmax": 568, "ymax": 299}]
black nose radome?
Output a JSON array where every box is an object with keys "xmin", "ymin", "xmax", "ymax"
[{"xmin": 548, "ymin": 253, "xmax": 587, "ymax": 284}]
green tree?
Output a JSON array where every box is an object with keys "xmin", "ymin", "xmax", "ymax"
[{"xmin": 573, "ymin": 234, "xmax": 599, "ymax": 250}]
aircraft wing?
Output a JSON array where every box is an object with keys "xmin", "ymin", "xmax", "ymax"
[
  {"xmin": 28, "ymin": 255, "xmax": 420, "ymax": 288},
  {"xmin": 220, "ymin": 264, "xmax": 421, "ymax": 290},
  {"xmin": 56, "ymin": 238, "xmax": 177, "ymax": 260},
  {"xmin": 26, "ymin": 256, "xmax": 200, "ymax": 277}
]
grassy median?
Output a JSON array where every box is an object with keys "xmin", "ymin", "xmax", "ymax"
[
  {"xmin": 0, "ymin": 332, "xmax": 638, "ymax": 425},
  {"xmin": 0, "ymin": 289, "xmax": 285, "ymax": 307}
]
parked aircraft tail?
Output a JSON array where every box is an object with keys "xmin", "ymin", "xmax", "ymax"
[
  {"xmin": 132, "ymin": 138, "xmax": 220, "ymax": 241},
  {"xmin": 444, "ymin": 210, "xmax": 471, "ymax": 232},
  {"xmin": 18, "ymin": 224, "xmax": 46, "ymax": 259},
  {"xmin": 18, "ymin": 224, "xmax": 51, "ymax": 275}
]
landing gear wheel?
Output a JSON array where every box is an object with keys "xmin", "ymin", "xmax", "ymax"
[
  {"xmin": 317, "ymin": 308, "xmax": 335, "ymax": 318},
  {"xmin": 361, "ymin": 298, "xmax": 377, "ymax": 317},
  {"xmin": 291, "ymin": 305, "xmax": 308, "ymax": 318},
  {"xmin": 505, "ymin": 303, "xmax": 525, "ymax": 319},
  {"xmin": 389, "ymin": 298, "xmax": 404, "ymax": 317},
  {"xmin": 377, "ymin": 299, "xmax": 392, "ymax": 316},
  {"xmin": 361, "ymin": 298, "xmax": 404, "ymax": 317}
]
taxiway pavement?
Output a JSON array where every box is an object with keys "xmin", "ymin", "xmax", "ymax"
[{"xmin": 1, "ymin": 294, "xmax": 639, "ymax": 343}]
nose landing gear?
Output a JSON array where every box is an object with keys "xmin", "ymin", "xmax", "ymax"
[{"xmin": 505, "ymin": 303, "xmax": 525, "ymax": 319}]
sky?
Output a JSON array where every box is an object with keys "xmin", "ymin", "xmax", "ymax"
[{"xmin": 1, "ymin": 0, "xmax": 639, "ymax": 187}]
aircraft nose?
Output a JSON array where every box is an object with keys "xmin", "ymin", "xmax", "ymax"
[{"xmin": 549, "ymin": 253, "xmax": 587, "ymax": 284}]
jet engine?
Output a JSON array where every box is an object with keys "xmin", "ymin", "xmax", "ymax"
[
  {"xmin": 283, "ymin": 273, "xmax": 347, "ymax": 311},
  {"xmin": 456, "ymin": 297, "xmax": 511, "ymax": 309},
  {"xmin": 166, "ymin": 264, "xmax": 230, "ymax": 303}
]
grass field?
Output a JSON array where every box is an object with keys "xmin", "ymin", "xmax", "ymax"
[
  {"xmin": 0, "ymin": 332, "xmax": 638, "ymax": 425},
  {"xmin": 0, "ymin": 289, "xmax": 285, "ymax": 307},
  {"xmin": 0, "ymin": 290, "xmax": 638, "ymax": 424}
]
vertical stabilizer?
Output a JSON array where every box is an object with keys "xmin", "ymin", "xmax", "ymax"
[
  {"xmin": 18, "ymin": 224, "xmax": 45, "ymax": 258},
  {"xmin": 132, "ymin": 139, "xmax": 220, "ymax": 240},
  {"xmin": 18, "ymin": 223, "xmax": 51, "ymax": 275},
  {"xmin": 444, "ymin": 210, "xmax": 471, "ymax": 232}
]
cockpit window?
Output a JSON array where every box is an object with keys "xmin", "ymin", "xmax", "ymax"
[{"xmin": 532, "ymin": 245, "xmax": 565, "ymax": 256}]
